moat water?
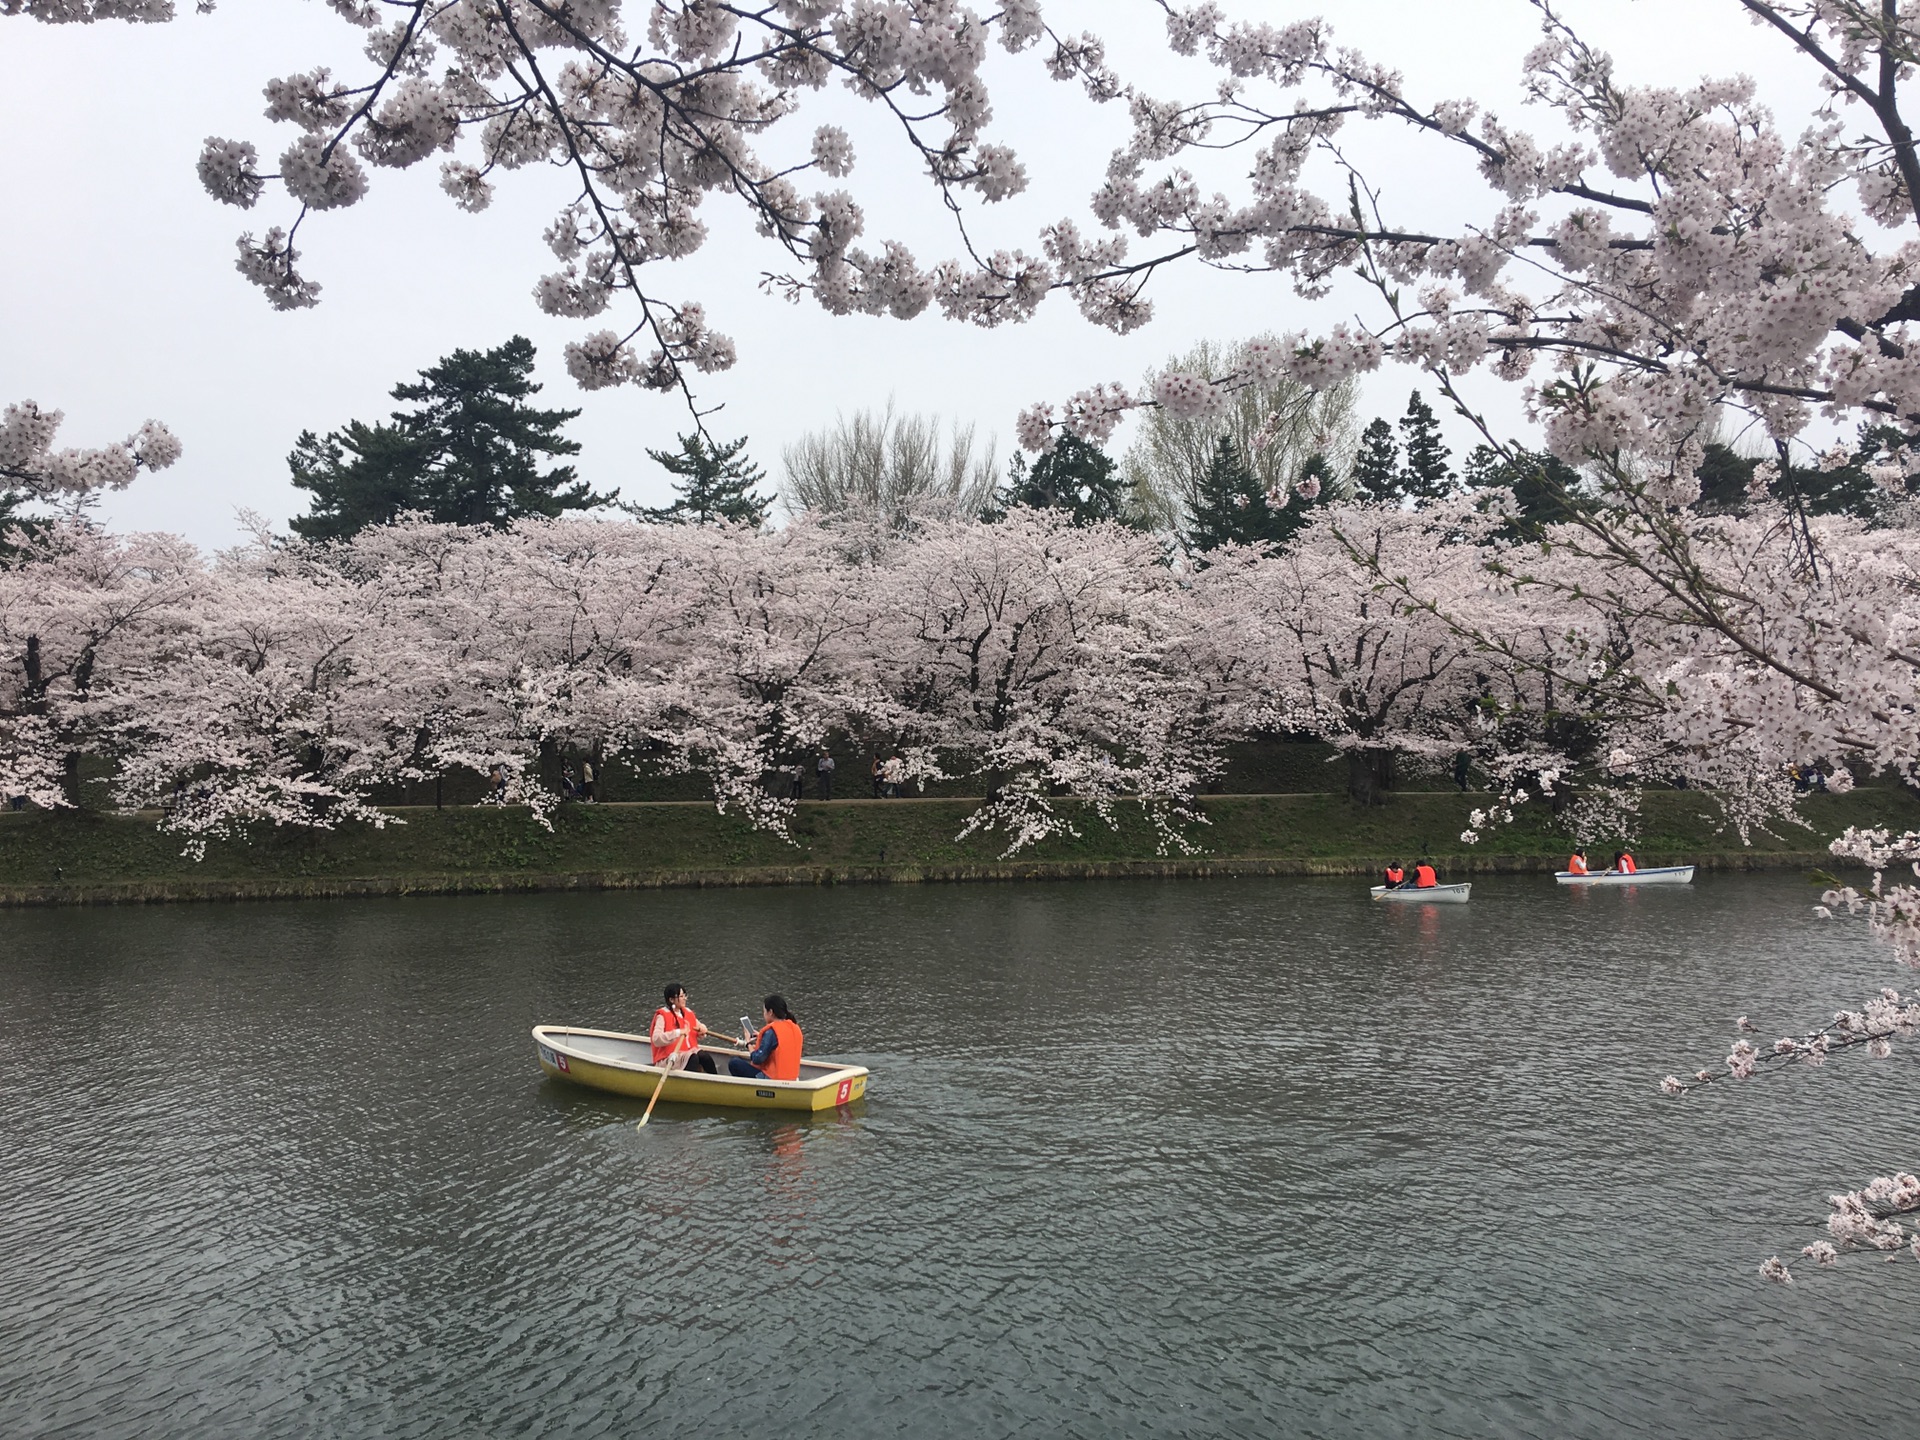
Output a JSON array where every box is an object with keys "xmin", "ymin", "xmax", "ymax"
[{"xmin": 2, "ymin": 875, "xmax": 1914, "ymax": 1437}]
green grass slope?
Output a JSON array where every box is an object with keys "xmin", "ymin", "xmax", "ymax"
[{"xmin": 2, "ymin": 786, "xmax": 1914, "ymax": 906}]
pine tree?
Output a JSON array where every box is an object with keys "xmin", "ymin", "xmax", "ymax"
[
  {"xmin": 1351, "ymin": 417, "xmax": 1402, "ymax": 504},
  {"xmin": 1691, "ymin": 443, "xmax": 1756, "ymax": 515},
  {"xmin": 1397, "ymin": 390, "xmax": 1454, "ymax": 503},
  {"xmin": 998, "ymin": 434, "xmax": 1128, "ymax": 526},
  {"xmin": 632, "ymin": 433, "xmax": 769, "ymax": 526},
  {"xmin": 290, "ymin": 336, "xmax": 608, "ymax": 540},
  {"xmin": 1273, "ymin": 452, "xmax": 1335, "ymax": 545},
  {"xmin": 1463, "ymin": 445, "xmax": 1586, "ymax": 537},
  {"xmin": 1187, "ymin": 437, "xmax": 1275, "ymax": 551}
]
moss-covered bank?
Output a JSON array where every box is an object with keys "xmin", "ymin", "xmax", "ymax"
[{"xmin": 1, "ymin": 787, "xmax": 1913, "ymax": 907}]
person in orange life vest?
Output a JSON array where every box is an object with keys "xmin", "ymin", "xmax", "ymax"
[
  {"xmin": 1412, "ymin": 861, "xmax": 1439, "ymax": 888},
  {"xmin": 728, "ymin": 994, "xmax": 804, "ymax": 1081},
  {"xmin": 1567, "ymin": 849, "xmax": 1589, "ymax": 875},
  {"xmin": 651, "ymin": 982, "xmax": 717, "ymax": 1075},
  {"xmin": 1612, "ymin": 850, "xmax": 1637, "ymax": 875},
  {"xmin": 1383, "ymin": 862, "xmax": 1406, "ymax": 888}
]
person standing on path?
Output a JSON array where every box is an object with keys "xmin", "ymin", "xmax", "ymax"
[
  {"xmin": 816, "ymin": 750, "xmax": 835, "ymax": 801},
  {"xmin": 882, "ymin": 753, "xmax": 905, "ymax": 797},
  {"xmin": 870, "ymin": 753, "xmax": 884, "ymax": 798}
]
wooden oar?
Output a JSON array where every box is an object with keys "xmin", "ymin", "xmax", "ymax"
[{"xmin": 636, "ymin": 1032, "xmax": 690, "ymax": 1129}]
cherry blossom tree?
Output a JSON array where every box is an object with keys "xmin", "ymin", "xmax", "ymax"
[
  {"xmin": 95, "ymin": 527, "xmax": 433, "ymax": 850},
  {"xmin": 0, "ymin": 523, "xmax": 199, "ymax": 811},
  {"xmin": 875, "ymin": 508, "xmax": 1215, "ymax": 852},
  {"xmin": 1207, "ymin": 501, "xmax": 1503, "ymax": 805}
]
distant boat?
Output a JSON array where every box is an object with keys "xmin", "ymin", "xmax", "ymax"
[
  {"xmin": 1370, "ymin": 882, "xmax": 1471, "ymax": 903},
  {"xmin": 532, "ymin": 1025, "xmax": 870, "ymax": 1112},
  {"xmin": 1554, "ymin": 865, "xmax": 1695, "ymax": 886}
]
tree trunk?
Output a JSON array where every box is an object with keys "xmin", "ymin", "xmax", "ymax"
[{"xmin": 1346, "ymin": 746, "xmax": 1396, "ymax": 806}]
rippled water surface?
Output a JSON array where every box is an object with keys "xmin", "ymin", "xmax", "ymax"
[{"xmin": 3, "ymin": 875, "xmax": 1916, "ymax": 1437}]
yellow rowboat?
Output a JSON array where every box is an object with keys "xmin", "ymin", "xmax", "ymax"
[{"xmin": 531, "ymin": 1024, "xmax": 870, "ymax": 1113}]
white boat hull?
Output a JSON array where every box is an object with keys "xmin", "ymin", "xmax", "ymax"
[
  {"xmin": 1370, "ymin": 882, "xmax": 1471, "ymax": 903},
  {"xmin": 1554, "ymin": 865, "xmax": 1695, "ymax": 886}
]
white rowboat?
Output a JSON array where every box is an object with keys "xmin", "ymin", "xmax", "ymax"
[
  {"xmin": 1370, "ymin": 882, "xmax": 1472, "ymax": 903},
  {"xmin": 1554, "ymin": 865, "xmax": 1695, "ymax": 886}
]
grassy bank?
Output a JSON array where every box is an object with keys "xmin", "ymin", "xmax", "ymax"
[{"xmin": 2, "ymin": 787, "xmax": 1914, "ymax": 906}]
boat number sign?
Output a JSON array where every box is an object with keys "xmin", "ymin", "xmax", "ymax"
[
  {"xmin": 538, "ymin": 1044, "xmax": 568, "ymax": 1072},
  {"xmin": 835, "ymin": 1077, "xmax": 853, "ymax": 1105}
]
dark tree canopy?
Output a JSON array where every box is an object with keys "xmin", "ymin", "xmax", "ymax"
[
  {"xmin": 1187, "ymin": 437, "xmax": 1278, "ymax": 552},
  {"xmin": 1463, "ymin": 445, "xmax": 1587, "ymax": 538},
  {"xmin": 632, "ymin": 433, "xmax": 770, "ymax": 527},
  {"xmin": 289, "ymin": 336, "xmax": 607, "ymax": 540},
  {"xmin": 999, "ymin": 434, "xmax": 1128, "ymax": 526},
  {"xmin": 1692, "ymin": 443, "xmax": 1757, "ymax": 515},
  {"xmin": 1692, "ymin": 434, "xmax": 1886, "ymax": 522},
  {"xmin": 1397, "ymin": 391, "xmax": 1455, "ymax": 503},
  {"xmin": 1185, "ymin": 437, "xmax": 1329, "ymax": 553},
  {"xmin": 1350, "ymin": 417, "xmax": 1401, "ymax": 504},
  {"xmin": 1351, "ymin": 392, "xmax": 1456, "ymax": 506}
]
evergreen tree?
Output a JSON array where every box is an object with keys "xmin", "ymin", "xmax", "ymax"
[
  {"xmin": 290, "ymin": 336, "xmax": 607, "ymax": 540},
  {"xmin": 1463, "ymin": 445, "xmax": 1586, "ymax": 537},
  {"xmin": 632, "ymin": 432, "xmax": 769, "ymax": 526},
  {"xmin": 1187, "ymin": 437, "xmax": 1280, "ymax": 551},
  {"xmin": 1277, "ymin": 452, "xmax": 1337, "ymax": 544},
  {"xmin": 1692, "ymin": 442, "xmax": 1756, "ymax": 514},
  {"xmin": 1351, "ymin": 416, "xmax": 1401, "ymax": 504},
  {"xmin": 1397, "ymin": 390, "xmax": 1454, "ymax": 502},
  {"xmin": 998, "ymin": 434, "xmax": 1128, "ymax": 525},
  {"xmin": 1692, "ymin": 434, "xmax": 1884, "ymax": 521}
]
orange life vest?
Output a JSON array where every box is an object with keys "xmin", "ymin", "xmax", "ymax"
[
  {"xmin": 1413, "ymin": 863, "xmax": 1438, "ymax": 888},
  {"xmin": 755, "ymin": 1018, "xmax": 804, "ymax": 1081},
  {"xmin": 1568, "ymin": 854, "xmax": 1588, "ymax": 875},
  {"xmin": 1384, "ymin": 865, "xmax": 1405, "ymax": 885},
  {"xmin": 651, "ymin": 1003, "xmax": 699, "ymax": 1065},
  {"xmin": 1618, "ymin": 852, "xmax": 1637, "ymax": 874}
]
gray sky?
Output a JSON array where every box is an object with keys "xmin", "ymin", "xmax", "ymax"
[{"xmin": 0, "ymin": 1, "xmax": 1815, "ymax": 546}]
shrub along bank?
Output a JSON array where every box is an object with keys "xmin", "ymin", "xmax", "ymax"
[{"xmin": 1, "ymin": 788, "xmax": 1915, "ymax": 906}]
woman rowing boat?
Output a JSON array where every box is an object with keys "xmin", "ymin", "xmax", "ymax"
[{"xmin": 650, "ymin": 983, "xmax": 717, "ymax": 1075}]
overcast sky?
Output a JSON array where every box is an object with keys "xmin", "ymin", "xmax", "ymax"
[{"xmin": 0, "ymin": 1, "xmax": 1820, "ymax": 547}]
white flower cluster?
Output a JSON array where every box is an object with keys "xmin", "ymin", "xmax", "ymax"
[
  {"xmin": 41, "ymin": 0, "xmax": 1064, "ymax": 387},
  {"xmin": 810, "ymin": 125, "xmax": 855, "ymax": 178},
  {"xmin": 1, "ymin": 399, "xmax": 180, "ymax": 497},
  {"xmin": 195, "ymin": 136, "xmax": 262, "ymax": 209},
  {"xmin": 233, "ymin": 228, "xmax": 320, "ymax": 310},
  {"xmin": 278, "ymin": 133, "xmax": 368, "ymax": 211}
]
